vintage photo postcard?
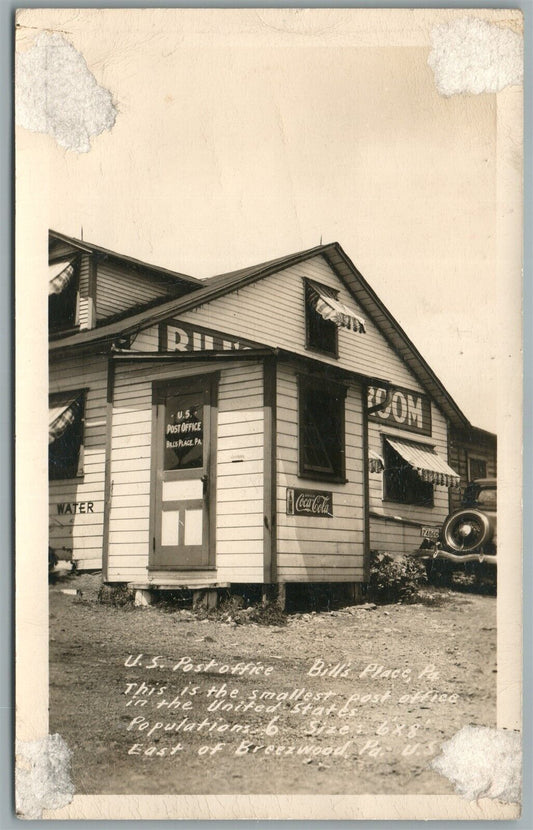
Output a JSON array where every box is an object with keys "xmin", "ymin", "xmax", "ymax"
[{"xmin": 15, "ymin": 8, "xmax": 523, "ymax": 821}]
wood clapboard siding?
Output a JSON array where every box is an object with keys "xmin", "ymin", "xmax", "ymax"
[
  {"xmin": 96, "ymin": 261, "xmax": 179, "ymax": 321},
  {"xmin": 78, "ymin": 255, "xmax": 92, "ymax": 330},
  {"xmin": 50, "ymin": 241, "xmax": 77, "ymax": 259},
  {"xmin": 132, "ymin": 326, "xmax": 160, "ymax": 352},
  {"xmin": 107, "ymin": 359, "xmax": 265, "ymax": 584},
  {"xmin": 215, "ymin": 365, "xmax": 264, "ymax": 581},
  {"xmin": 275, "ymin": 364, "xmax": 365, "ymax": 583},
  {"xmin": 49, "ymin": 354, "xmax": 108, "ymax": 569},
  {"xmin": 280, "ymin": 568, "xmax": 365, "ymax": 582},
  {"xmin": 175, "ymin": 256, "xmax": 425, "ymax": 391},
  {"xmin": 368, "ymin": 518, "xmax": 425, "ymax": 559}
]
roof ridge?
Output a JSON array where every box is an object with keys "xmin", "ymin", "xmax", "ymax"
[{"xmin": 200, "ymin": 243, "xmax": 335, "ymax": 289}]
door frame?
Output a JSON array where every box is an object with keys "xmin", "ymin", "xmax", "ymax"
[{"xmin": 149, "ymin": 372, "xmax": 219, "ymax": 571}]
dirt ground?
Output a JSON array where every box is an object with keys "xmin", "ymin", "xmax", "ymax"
[{"xmin": 49, "ymin": 573, "xmax": 496, "ymax": 795}]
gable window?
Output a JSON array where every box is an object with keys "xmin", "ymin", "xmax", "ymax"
[
  {"xmin": 468, "ymin": 456, "xmax": 487, "ymax": 482},
  {"xmin": 304, "ymin": 279, "xmax": 339, "ymax": 357},
  {"xmin": 49, "ymin": 391, "xmax": 85, "ymax": 480},
  {"xmin": 49, "ymin": 257, "xmax": 79, "ymax": 332},
  {"xmin": 305, "ymin": 278, "xmax": 366, "ymax": 357},
  {"xmin": 299, "ymin": 376, "xmax": 346, "ymax": 482}
]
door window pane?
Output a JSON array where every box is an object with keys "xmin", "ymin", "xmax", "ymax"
[{"xmin": 164, "ymin": 396, "xmax": 204, "ymax": 470}]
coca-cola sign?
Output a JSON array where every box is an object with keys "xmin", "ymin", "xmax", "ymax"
[{"xmin": 286, "ymin": 488, "xmax": 333, "ymax": 517}]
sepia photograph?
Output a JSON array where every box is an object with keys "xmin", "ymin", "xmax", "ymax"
[{"xmin": 15, "ymin": 8, "xmax": 523, "ymax": 821}]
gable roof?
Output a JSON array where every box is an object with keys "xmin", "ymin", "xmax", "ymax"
[
  {"xmin": 49, "ymin": 239, "xmax": 471, "ymax": 429},
  {"xmin": 49, "ymin": 230, "xmax": 204, "ymax": 291}
]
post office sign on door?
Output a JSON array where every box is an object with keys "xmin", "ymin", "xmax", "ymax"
[{"xmin": 286, "ymin": 488, "xmax": 333, "ymax": 517}]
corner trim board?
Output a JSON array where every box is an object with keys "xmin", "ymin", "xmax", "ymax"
[
  {"xmin": 362, "ymin": 382, "xmax": 370, "ymax": 582},
  {"xmin": 101, "ymin": 358, "xmax": 115, "ymax": 582},
  {"xmin": 263, "ymin": 355, "xmax": 277, "ymax": 584}
]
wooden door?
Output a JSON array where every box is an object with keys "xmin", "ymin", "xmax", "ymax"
[{"xmin": 151, "ymin": 376, "xmax": 216, "ymax": 570}]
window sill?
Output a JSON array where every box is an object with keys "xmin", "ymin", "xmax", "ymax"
[
  {"xmin": 381, "ymin": 497, "xmax": 435, "ymax": 509},
  {"xmin": 304, "ymin": 345, "xmax": 339, "ymax": 360},
  {"xmin": 49, "ymin": 475, "xmax": 84, "ymax": 483},
  {"xmin": 298, "ymin": 472, "xmax": 347, "ymax": 486}
]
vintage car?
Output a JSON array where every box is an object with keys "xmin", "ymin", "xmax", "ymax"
[{"xmin": 416, "ymin": 478, "xmax": 497, "ymax": 575}]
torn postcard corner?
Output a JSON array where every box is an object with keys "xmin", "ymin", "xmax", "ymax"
[
  {"xmin": 428, "ymin": 17, "xmax": 523, "ymax": 96},
  {"xmin": 16, "ymin": 734, "xmax": 75, "ymax": 820},
  {"xmin": 431, "ymin": 725, "xmax": 521, "ymax": 804},
  {"xmin": 15, "ymin": 31, "xmax": 117, "ymax": 153}
]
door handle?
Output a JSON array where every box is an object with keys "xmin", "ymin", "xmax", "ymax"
[{"xmin": 201, "ymin": 474, "xmax": 209, "ymax": 497}]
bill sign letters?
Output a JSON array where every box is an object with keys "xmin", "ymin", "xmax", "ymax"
[{"xmin": 165, "ymin": 320, "xmax": 257, "ymax": 353}]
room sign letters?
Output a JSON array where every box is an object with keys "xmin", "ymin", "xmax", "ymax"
[{"xmin": 367, "ymin": 385, "xmax": 431, "ymax": 436}]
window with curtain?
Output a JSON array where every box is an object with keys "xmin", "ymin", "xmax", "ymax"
[
  {"xmin": 49, "ymin": 258, "xmax": 79, "ymax": 332},
  {"xmin": 304, "ymin": 279, "xmax": 339, "ymax": 357},
  {"xmin": 382, "ymin": 439, "xmax": 434, "ymax": 507},
  {"xmin": 49, "ymin": 391, "xmax": 85, "ymax": 480}
]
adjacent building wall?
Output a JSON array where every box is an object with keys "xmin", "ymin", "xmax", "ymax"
[{"xmin": 448, "ymin": 427, "xmax": 497, "ymax": 512}]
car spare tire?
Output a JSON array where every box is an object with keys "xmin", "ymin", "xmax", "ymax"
[{"xmin": 442, "ymin": 509, "xmax": 493, "ymax": 553}]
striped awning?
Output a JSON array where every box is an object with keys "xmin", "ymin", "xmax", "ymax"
[
  {"xmin": 369, "ymin": 450, "xmax": 385, "ymax": 474},
  {"xmin": 49, "ymin": 259, "xmax": 75, "ymax": 296},
  {"xmin": 385, "ymin": 437, "xmax": 460, "ymax": 488},
  {"xmin": 310, "ymin": 283, "xmax": 366, "ymax": 333},
  {"xmin": 49, "ymin": 393, "xmax": 82, "ymax": 444}
]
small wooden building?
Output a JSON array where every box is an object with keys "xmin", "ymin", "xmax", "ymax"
[
  {"xmin": 447, "ymin": 426, "xmax": 497, "ymax": 513},
  {"xmin": 49, "ymin": 230, "xmax": 480, "ymax": 595}
]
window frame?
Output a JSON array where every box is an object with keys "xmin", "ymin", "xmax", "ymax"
[
  {"xmin": 48, "ymin": 256, "xmax": 80, "ymax": 334},
  {"xmin": 381, "ymin": 434, "xmax": 434, "ymax": 508},
  {"xmin": 304, "ymin": 278, "xmax": 339, "ymax": 359},
  {"xmin": 298, "ymin": 374, "xmax": 347, "ymax": 484},
  {"xmin": 48, "ymin": 389, "xmax": 87, "ymax": 481},
  {"xmin": 467, "ymin": 455, "xmax": 487, "ymax": 482}
]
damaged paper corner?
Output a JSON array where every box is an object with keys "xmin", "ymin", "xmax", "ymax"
[
  {"xmin": 15, "ymin": 31, "xmax": 117, "ymax": 153},
  {"xmin": 428, "ymin": 17, "xmax": 523, "ymax": 96},
  {"xmin": 16, "ymin": 734, "xmax": 75, "ymax": 820},
  {"xmin": 431, "ymin": 726, "xmax": 521, "ymax": 804}
]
